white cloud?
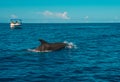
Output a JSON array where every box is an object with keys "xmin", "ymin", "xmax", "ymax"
[
  {"xmin": 83, "ymin": 16, "xmax": 89, "ymax": 23},
  {"xmin": 55, "ymin": 12, "xmax": 70, "ymax": 19},
  {"xmin": 11, "ymin": 14, "xmax": 18, "ymax": 18},
  {"xmin": 37, "ymin": 10, "xmax": 70, "ymax": 19},
  {"xmin": 84, "ymin": 16, "xmax": 89, "ymax": 19},
  {"xmin": 115, "ymin": 16, "xmax": 119, "ymax": 20},
  {"xmin": 42, "ymin": 10, "xmax": 53, "ymax": 16}
]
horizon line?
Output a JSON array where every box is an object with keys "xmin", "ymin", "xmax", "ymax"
[{"xmin": 1, "ymin": 22, "xmax": 120, "ymax": 24}]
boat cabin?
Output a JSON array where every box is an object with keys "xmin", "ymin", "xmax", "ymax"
[{"xmin": 10, "ymin": 19, "xmax": 22, "ymax": 29}]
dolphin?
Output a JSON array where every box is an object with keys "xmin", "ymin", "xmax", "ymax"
[{"xmin": 34, "ymin": 39, "xmax": 67, "ymax": 52}]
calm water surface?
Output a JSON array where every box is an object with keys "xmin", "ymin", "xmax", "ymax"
[{"xmin": 0, "ymin": 23, "xmax": 120, "ymax": 82}]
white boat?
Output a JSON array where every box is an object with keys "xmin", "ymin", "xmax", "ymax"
[{"xmin": 10, "ymin": 19, "xmax": 22, "ymax": 29}]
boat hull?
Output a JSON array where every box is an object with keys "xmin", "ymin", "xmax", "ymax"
[{"xmin": 10, "ymin": 23, "xmax": 21, "ymax": 29}]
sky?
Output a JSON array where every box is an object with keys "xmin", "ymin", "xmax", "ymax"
[{"xmin": 0, "ymin": 0, "xmax": 120, "ymax": 23}]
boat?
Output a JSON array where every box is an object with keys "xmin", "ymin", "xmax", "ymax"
[{"xmin": 10, "ymin": 19, "xmax": 22, "ymax": 29}]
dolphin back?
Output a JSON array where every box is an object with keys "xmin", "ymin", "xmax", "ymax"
[
  {"xmin": 36, "ymin": 39, "xmax": 67, "ymax": 51},
  {"xmin": 49, "ymin": 43, "xmax": 67, "ymax": 51},
  {"xmin": 39, "ymin": 39, "xmax": 48, "ymax": 44}
]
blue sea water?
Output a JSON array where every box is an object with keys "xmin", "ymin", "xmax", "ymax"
[{"xmin": 0, "ymin": 23, "xmax": 120, "ymax": 82}]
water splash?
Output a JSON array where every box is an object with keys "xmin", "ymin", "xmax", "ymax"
[{"xmin": 64, "ymin": 41, "xmax": 77, "ymax": 49}]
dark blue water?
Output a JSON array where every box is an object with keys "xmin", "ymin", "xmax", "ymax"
[{"xmin": 0, "ymin": 23, "xmax": 120, "ymax": 82}]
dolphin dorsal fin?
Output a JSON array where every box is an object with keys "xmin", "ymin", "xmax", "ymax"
[{"xmin": 39, "ymin": 39, "xmax": 48, "ymax": 44}]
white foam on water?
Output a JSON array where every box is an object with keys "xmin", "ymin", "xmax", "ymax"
[
  {"xmin": 64, "ymin": 41, "xmax": 77, "ymax": 49},
  {"xmin": 27, "ymin": 49, "xmax": 52, "ymax": 52}
]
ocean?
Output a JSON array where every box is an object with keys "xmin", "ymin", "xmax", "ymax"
[{"xmin": 0, "ymin": 23, "xmax": 120, "ymax": 82}]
